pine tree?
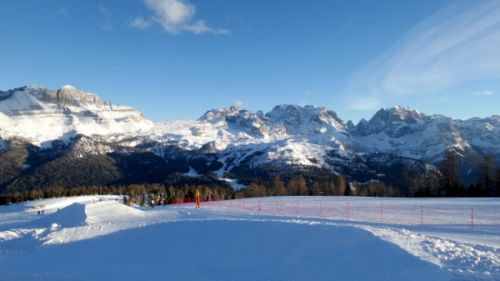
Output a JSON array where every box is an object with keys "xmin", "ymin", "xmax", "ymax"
[
  {"xmin": 336, "ymin": 175, "xmax": 347, "ymax": 196},
  {"xmin": 246, "ymin": 183, "xmax": 266, "ymax": 197},
  {"xmin": 440, "ymin": 150, "xmax": 462, "ymax": 196},
  {"xmin": 311, "ymin": 182, "xmax": 322, "ymax": 195},
  {"xmin": 495, "ymin": 169, "xmax": 500, "ymax": 196},
  {"xmin": 271, "ymin": 176, "xmax": 287, "ymax": 196},
  {"xmin": 479, "ymin": 155, "xmax": 496, "ymax": 196},
  {"xmin": 287, "ymin": 176, "xmax": 307, "ymax": 195},
  {"xmin": 323, "ymin": 180, "xmax": 335, "ymax": 195}
]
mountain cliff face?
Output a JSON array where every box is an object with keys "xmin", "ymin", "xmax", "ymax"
[
  {"xmin": 1, "ymin": 85, "xmax": 498, "ymax": 191},
  {"xmin": 0, "ymin": 85, "xmax": 153, "ymax": 146}
]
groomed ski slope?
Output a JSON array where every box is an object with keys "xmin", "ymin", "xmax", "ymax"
[{"xmin": 0, "ymin": 196, "xmax": 499, "ymax": 281}]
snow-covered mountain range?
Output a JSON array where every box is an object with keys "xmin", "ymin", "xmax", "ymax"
[
  {"xmin": 0, "ymin": 85, "xmax": 152, "ymax": 146},
  {"xmin": 1, "ymin": 85, "xmax": 499, "ymax": 190}
]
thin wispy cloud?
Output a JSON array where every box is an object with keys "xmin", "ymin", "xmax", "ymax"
[
  {"xmin": 98, "ymin": 5, "xmax": 111, "ymax": 17},
  {"xmin": 58, "ymin": 7, "xmax": 69, "ymax": 17},
  {"xmin": 131, "ymin": 0, "xmax": 230, "ymax": 35},
  {"xmin": 232, "ymin": 99, "xmax": 247, "ymax": 109},
  {"xmin": 101, "ymin": 22, "xmax": 113, "ymax": 31},
  {"xmin": 346, "ymin": 97, "xmax": 381, "ymax": 111},
  {"xmin": 346, "ymin": 1, "xmax": 500, "ymax": 110},
  {"xmin": 472, "ymin": 90, "xmax": 494, "ymax": 97},
  {"xmin": 98, "ymin": 5, "xmax": 113, "ymax": 31},
  {"xmin": 130, "ymin": 16, "xmax": 152, "ymax": 29}
]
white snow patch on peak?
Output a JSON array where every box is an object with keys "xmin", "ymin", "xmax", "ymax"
[
  {"xmin": 0, "ymin": 88, "xmax": 46, "ymax": 113},
  {"xmin": 376, "ymin": 105, "xmax": 427, "ymax": 121},
  {"xmin": 60, "ymin": 84, "xmax": 76, "ymax": 90},
  {"xmin": 24, "ymin": 84, "xmax": 46, "ymax": 91}
]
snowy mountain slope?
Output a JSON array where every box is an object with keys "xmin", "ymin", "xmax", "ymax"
[
  {"xmin": 353, "ymin": 106, "xmax": 473, "ymax": 163},
  {"xmin": 0, "ymin": 85, "xmax": 153, "ymax": 146},
  {"xmin": 147, "ymin": 104, "xmax": 352, "ymax": 175},
  {"xmin": 456, "ymin": 116, "xmax": 500, "ymax": 157},
  {"xmin": 0, "ymin": 112, "xmax": 13, "ymax": 140},
  {"xmin": 151, "ymin": 104, "xmax": 499, "ymax": 170},
  {"xmin": 1, "ymin": 85, "xmax": 499, "ymax": 190}
]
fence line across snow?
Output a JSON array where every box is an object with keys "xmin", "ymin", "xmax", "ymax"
[{"xmin": 170, "ymin": 197, "xmax": 500, "ymax": 233}]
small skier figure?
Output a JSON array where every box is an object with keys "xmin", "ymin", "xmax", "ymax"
[{"xmin": 195, "ymin": 189, "xmax": 201, "ymax": 209}]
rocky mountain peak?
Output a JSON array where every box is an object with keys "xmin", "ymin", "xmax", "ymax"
[
  {"xmin": 266, "ymin": 104, "xmax": 345, "ymax": 128},
  {"xmin": 373, "ymin": 106, "xmax": 427, "ymax": 123},
  {"xmin": 199, "ymin": 107, "xmax": 269, "ymax": 136},
  {"xmin": 56, "ymin": 85, "xmax": 104, "ymax": 107},
  {"xmin": 354, "ymin": 106, "xmax": 428, "ymax": 136},
  {"xmin": 0, "ymin": 85, "xmax": 153, "ymax": 145}
]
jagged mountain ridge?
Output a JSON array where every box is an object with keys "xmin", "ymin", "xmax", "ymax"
[
  {"xmin": 0, "ymin": 85, "xmax": 153, "ymax": 146},
  {"xmin": 1, "ymin": 85, "xmax": 499, "ymax": 190}
]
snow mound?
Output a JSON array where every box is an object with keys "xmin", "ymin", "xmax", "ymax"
[
  {"xmin": 31, "ymin": 199, "xmax": 143, "ymax": 228},
  {"xmin": 35, "ymin": 203, "xmax": 87, "ymax": 228},
  {"xmin": 24, "ymin": 195, "xmax": 120, "ymax": 213},
  {"xmin": 39, "ymin": 201, "xmax": 146, "ymax": 245},
  {"xmin": 85, "ymin": 201, "xmax": 144, "ymax": 224}
]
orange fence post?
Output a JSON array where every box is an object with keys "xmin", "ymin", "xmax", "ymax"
[
  {"xmin": 380, "ymin": 203, "xmax": 384, "ymax": 223},
  {"xmin": 471, "ymin": 208, "xmax": 474, "ymax": 230},
  {"xmin": 347, "ymin": 203, "xmax": 351, "ymax": 220},
  {"xmin": 420, "ymin": 205, "xmax": 424, "ymax": 226},
  {"xmin": 320, "ymin": 201, "xmax": 324, "ymax": 218}
]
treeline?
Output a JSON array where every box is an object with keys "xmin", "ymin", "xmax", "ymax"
[
  {"xmin": 0, "ymin": 183, "xmax": 235, "ymax": 205},
  {"xmin": 238, "ymin": 175, "xmax": 397, "ymax": 198},
  {"xmin": 436, "ymin": 151, "xmax": 500, "ymax": 197},
  {"xmin": 238, "ymin": 175, "xmax": 348, "ymax": 198},
  {"xmin": 235, "ymin": 150, "xmax": 500, "ymax": 198},
  {"xmin": 0, "ymin": 175, "xmax": 349, "ymax": 205},
  {"xmin": 122, "ymin": 184, "xmax": 234, "ymax": 206}
]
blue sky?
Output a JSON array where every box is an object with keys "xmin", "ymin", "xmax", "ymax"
[{"xmin": 1, "ymin": 0, "xmax": 500, "ymax": 122}]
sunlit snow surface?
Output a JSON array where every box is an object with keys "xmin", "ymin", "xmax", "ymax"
[{"xmin": 0, "ymin": 196, "xmax": 499, "ymax": 281}]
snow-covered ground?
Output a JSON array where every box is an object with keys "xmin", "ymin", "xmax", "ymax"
[{"xmin": 0, "ymin": 196, "xmax": 499, "ymax": 281}]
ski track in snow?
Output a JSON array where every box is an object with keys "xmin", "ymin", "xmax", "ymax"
[{"xmin": 0, "ymin": 196, "xmax": 499, "ymax": 281}]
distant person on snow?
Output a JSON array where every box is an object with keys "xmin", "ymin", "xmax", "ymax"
[{"xmin": 195, "ymin": 189, "xmax": 201, "ymax": 209}]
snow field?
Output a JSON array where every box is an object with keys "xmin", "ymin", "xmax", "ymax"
[{"xmin": 0, "ymin": 196, "xmax": 499, "ymax": 281}]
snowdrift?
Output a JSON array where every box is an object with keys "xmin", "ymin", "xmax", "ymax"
[{"xmin": 32, "ymin": 200, "xmax": 144, "ymax": 228}]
